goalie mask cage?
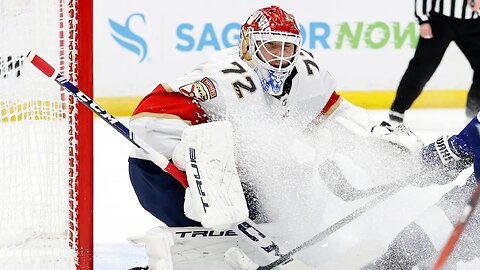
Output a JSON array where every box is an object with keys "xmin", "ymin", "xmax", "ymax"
[{"xmin": 0, "ymin": 0, "xmax": 93, "ymax": 269}]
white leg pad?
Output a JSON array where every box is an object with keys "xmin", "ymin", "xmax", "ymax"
[{"xmin": 128, "ymin": 227, "xmax": 175, "ymax": 270}]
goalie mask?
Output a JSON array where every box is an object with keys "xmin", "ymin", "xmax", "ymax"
[{"xmin": 240, "ymin": 6, "xmax": 302, "ymax": 96}]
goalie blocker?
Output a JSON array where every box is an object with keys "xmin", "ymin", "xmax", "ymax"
[
  {"xmin": 129, "ymin": 121, "xmax": 248, "ymax": 229},
  {"xmin": 175, "ymin": 121, "xmax": 249, "ymax": 230}
]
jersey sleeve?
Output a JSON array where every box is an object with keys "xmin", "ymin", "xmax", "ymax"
[
  {"xmin": 307, "ymin": 89, "xmax": 374, "ymax": 133},
  {"xmin": 312, "ymin": 90, "xmax": 375, "ymax": 135},
  {"xmin": 129, "ymin": 83, "xmax": 208, "ymax": 160},
  {"xmin": 297, "ymin": 53, "xmax": 374, "ymax": 132},
  {"xmin": 320, "ymin": 91, "xmax": 343, "ymax": 117},
  {"xmin": 329, "ymin": 97, "xmax": 375, "ymax": 132},
  {"xmin": 414, "ymin": 0, "xmax": 430, "ymax": 24}
]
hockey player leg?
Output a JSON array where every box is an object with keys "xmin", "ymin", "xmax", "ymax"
[
  {"xmin": 128, "ymin": 157, "xmax": 201, "ymax": 227},
  {"xmin": 361, "ymin": 223, "xmax": 438, "ymax": 270},
  {"xmin": 362, "ymin": 176, "xmax": 475, "ymax": 270},
  {"xmin": 172, "ymin": 121, "xmax": 249, "ymax": 230}
]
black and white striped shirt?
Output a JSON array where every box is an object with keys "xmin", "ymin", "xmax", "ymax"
[{"xmin": 415, "ymin": 0, "xmax": 479, "ymax": 23}]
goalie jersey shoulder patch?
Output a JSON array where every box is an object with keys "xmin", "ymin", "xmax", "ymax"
[{"xmin": 179, "ymin": 77, "xmax": 217, "ymax": 102}]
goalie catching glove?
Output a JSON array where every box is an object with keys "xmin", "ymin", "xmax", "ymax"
[
  {"xmin": 172, "ymin": 121, "xmax": 249, "ymax": 230},
  {"xmin": 370, "ymin": 121, "xmax": 424, "ymax": 156}
]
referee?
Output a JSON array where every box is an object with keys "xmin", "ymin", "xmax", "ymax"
[{"xmin": 389, "ymin": 0, "xmax": 480, "ymax": 124}]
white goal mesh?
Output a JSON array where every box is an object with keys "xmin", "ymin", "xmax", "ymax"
[{"xmin": 0, "ymin": 1, "xmax": 91, "ymax": 269}]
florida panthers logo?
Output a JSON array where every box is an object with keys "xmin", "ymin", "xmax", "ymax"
[{"xmin": 179, "ymin": 77, "xmax": 217, "ymax": 102}]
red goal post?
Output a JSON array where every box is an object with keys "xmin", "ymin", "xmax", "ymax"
[
  {"xmin": 75, "ymin": 0, "xmax": 94, "ymax": 269},
  {"xmin": 0, "ymin": 0, "xmax": 93, "ymax": 269}
]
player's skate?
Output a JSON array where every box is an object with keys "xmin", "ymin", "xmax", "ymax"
[{"xmin": 128, "ymin": 227, "xmax": 175, "ymax": 270}]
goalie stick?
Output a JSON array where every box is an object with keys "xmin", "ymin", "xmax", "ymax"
[
  {"xmin": 27, "ymin": 52, "xmax": 313, "ymax": 270},
  {"xmin": 26, "ymin": 52, "xmax": 188, "ymax": 188},
  {"xmin": 226, "ymin": 180, "xmax": 408, "ymax": 270}
]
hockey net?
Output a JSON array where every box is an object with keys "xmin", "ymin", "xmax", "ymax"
[{"xmin": 0, "ymin": 1, "xmax": 93, "ymax": 269}]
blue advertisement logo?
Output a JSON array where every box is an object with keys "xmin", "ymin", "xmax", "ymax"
[
  {"xmin": 109, "ymin": 13, "xmax": 148, "ymax": 63},
  {"xmin": 176, "ymin": 23, "xmax": 240, "ymax": 51},
  {"xmin": 175, "ymin": 21, "xmax": 418, "ymax": 52}
]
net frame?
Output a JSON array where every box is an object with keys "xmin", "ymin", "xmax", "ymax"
[
  {"xmin": 67, "ymin": 0, "xmax": 93, "ymax": 269},
  {"xmin": 0, "ymin": 0, "xmax": 93, "ymax": 269}
]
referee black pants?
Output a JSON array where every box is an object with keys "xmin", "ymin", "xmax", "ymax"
[{"xmin": 391, "ymin": 12, "xmax": 480, "ymax": 116}]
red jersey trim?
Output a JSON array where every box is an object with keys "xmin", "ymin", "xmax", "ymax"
[
  {"xmin": 321, "ymin": 91, "xmax": 342, "ymax": 116},
  {"xmin": 131, "ymin": 83, "xmax": 208, "ymax": 125},
  {"xmin": 305, "ymin": 91, "xmax": 344, "ymax": 129}
]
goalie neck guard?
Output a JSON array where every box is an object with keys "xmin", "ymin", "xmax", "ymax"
[{"xmin": 240, "ymin": 6, "xmax": 302, "ymax": 96}]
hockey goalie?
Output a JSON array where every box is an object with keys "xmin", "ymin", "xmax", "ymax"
[{"xmin": 126, "ymin": 5, "xmax": 480, "ymax": 270}]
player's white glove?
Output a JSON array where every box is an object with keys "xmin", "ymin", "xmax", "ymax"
[
  {"xmin": 370, "ymin": 121, "xmax": 424, "ymax": 156},
  {"xmin": 174, "ymin": 121, "xmax": 249, "ymax": 230},
  {"xmin": 335, "ymin": 116, "xmax": 424, "ymax": 155},
  {"xmin": 422, "ymin": 114, "xmax": 480, "ymax": 173}
]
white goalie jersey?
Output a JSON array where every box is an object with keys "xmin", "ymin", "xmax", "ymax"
[{"xmin": 170, "ymin": 46, "xmax": 370, "ymax": 129}]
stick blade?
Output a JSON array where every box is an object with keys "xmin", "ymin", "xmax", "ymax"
[{"xmin": 27, "ymin": 52, "xmax": 57, "ymax": 77}]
